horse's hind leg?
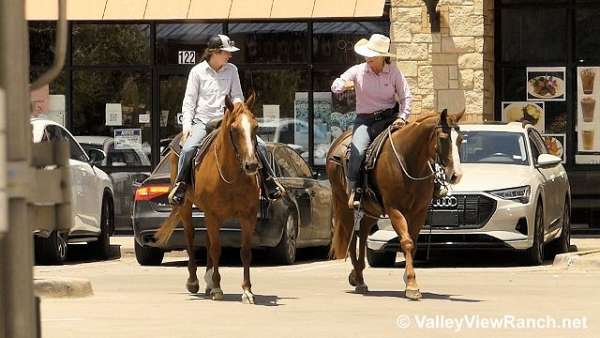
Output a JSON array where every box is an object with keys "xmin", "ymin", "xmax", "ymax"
[
  {"xmin": 205, "ymin": 214, "xmax": 223, "ymax": 300},
  {"xmin": 204, "ymin": 233, "xmax": 214, "ymax": 295},
  {"xmin": 181, "ymin": 202, "xmax": 199, "ymax": 294},
  {"xmin": 352, "ymin": 219, "xmax": 376, "ymax": 294},
  {"xmin": 239, "ymin": 219, "xmax": 256, "ymax": 304},
  {"xmin": 387, "ymin": 207, "xmax": 421, "ymax": 300}
]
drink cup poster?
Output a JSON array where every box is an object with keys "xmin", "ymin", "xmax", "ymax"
[{"xmin": 577, "ymin": 67, "xmax": 600, "ymax": 152}]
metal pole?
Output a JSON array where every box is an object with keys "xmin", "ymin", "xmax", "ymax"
[{"xmin": 0, "ymin": 0, "xmax": 36, "ymax": 338}]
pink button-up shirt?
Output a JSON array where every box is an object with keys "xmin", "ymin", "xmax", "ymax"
[{"xmin": 331, "ymin": 63, "xmax": 412, "ymax": 120}]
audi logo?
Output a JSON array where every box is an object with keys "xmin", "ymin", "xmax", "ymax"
[{"xmin": 432, "ymin": 196, "xmax": 458, "ymax": 208}]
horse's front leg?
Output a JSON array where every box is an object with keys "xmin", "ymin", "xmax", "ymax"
[
  {"xmin": 387, "ymin": 207, "xmax": 421, "ymax": 300},
  {"xmin": 350, "ymin": 219, "xmax": 376, "ymax": 294},
  {"xmin": 239, "ymin": 218, "xmax": 257, "ymax": 304},
  {"xmin": 181, "ymin": 201, "xmax": 199, "ymax": 294},
  {"xmin": 205, "ymin": 214, "xmax": 223, "ymax": 300}
]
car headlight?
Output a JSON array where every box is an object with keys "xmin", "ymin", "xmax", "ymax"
[{"xmin": 488, "ymin": 186, "xmax": 530, "ymax": 204}]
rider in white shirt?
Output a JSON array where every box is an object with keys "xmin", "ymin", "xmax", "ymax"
[{"xmin": 168, "ymin": 34, "xmax": 283, "ymax": 205}]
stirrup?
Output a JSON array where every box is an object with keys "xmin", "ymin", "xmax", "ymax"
[{"xmin": 168, "ymin": 182, "xmax": 187, "ymax": 206}]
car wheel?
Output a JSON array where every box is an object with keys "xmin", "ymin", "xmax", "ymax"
[
  {"xmin": 272, "ymin": 211, "xmax": 297, "ymax": 265},
  {"xmin": 134, "ymin": 240, "xmax": 164, "ymax": 266},
  {"xmin": 35, "ymin": 231, "xmax": 67, "ymax": 265},
  {"xmin": 367, "ymin": 248, "xmax": 396, "ymax": 267},
  {"xmin": 89, "ymin": 197, "xmax": 112, "ymax": 260},
  {"xmin": 525, "ymin": 202, "xmax": 545, "ymax": 266},
  {"xmin": 549, "ymin": 200, "xmax": 571, "ymax": 257}
]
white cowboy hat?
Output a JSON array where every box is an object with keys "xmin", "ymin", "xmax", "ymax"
[{"xmin": 354, "ymin": 34, "xmax": 394, "ymax": 58}]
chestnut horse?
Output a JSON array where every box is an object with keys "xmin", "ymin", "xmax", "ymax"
[
  {"xmin": 327, "ymin": 109, "xmax": 464, "ymax": 300},
  {"xmin": 155, "ymin": 94, "xmax": 260, "ymax": 304}
]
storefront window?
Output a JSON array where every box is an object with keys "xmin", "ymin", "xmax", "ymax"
[
  {"xmin": 72, "ymin": 70, "xmax": 152, "ymax": 166},
  {"xmin": 73, "ymin": 24, "xmax": 151, "ymax": 65},
  {"xmin": 29, "ymin": 22, "xmax": 56, "ymax": 67},
  {"xmin": 313, "ymin": 21, "xmax": 389, "ymax": 64},
  {"xmin": 500, "ymin": 8, "xmax": 567, "ymax": 63},
  {"xmin": 228, "ymin": 22, "xmax": 308, "ymax": 64},
  {"xmin": 576, "ymin": 7, "xmax": 600, "ymax": 63},
  {"xmin": 156, "ymin": 23, "xmax": 223, "ymax": 65},
  {"xmin": 159, "ymin": 74, "xmax": 188, "ymax": 152},
  {"xmin": 244, "ymin": 69, "xmax": 310, "ymax": 160}
]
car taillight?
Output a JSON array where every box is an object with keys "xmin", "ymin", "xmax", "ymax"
[{"xmin": 135, "ymin": 185, "xmax": 170, "ymax": 201}]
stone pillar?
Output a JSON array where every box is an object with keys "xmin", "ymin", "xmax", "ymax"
[{"xmin": 390, "ymin": 0, "xmax": 494, "ymax": 123}]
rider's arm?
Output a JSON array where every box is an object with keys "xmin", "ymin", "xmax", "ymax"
[
  {"xmin": 394, "ymin": 68, "xmax": 412, "ymax": 121},
  {"xmin": 331, "ymin": 65, "xmax": 358, "ymax": 94},
  {"xmin": 230, "ymin": 64, "xmax": 244, "ymax": 105},
  {"xmin": 182, "ymin": 67, "xmax": 200, "ymax": 132}
]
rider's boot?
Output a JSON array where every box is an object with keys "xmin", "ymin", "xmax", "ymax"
[
  {"xmin": 257, "ymin": 147, "xmax": 285, "ymax": 200},
  {"xmin": 346, "ymin": 182, "xmax": 360, "ymax": 209},
  {"xmin": 168, "ymin": 150, "xmax": 195, "ymax": 206}
]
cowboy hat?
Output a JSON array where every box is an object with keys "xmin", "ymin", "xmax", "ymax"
[{"xmin": 354, "ymin": 34, "xmax": 394, "ymax": 58}]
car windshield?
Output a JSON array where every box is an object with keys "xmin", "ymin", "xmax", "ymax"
[{"xmin": 459, "ymin": 131, "xmax": 529, "ymax": 165}]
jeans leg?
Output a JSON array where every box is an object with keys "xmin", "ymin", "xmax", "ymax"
[
  {"xmin": 256, "ymin": 136, "xmax": 276, "ymax": 177},
  {"xmin": 176, "ymin": 123, "xmax": 207, "ymax": 183},
  {"xmin": 347, "ymin": 119, "xmax": 371, "ymax": 186}
]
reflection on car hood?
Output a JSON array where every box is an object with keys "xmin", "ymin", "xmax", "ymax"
[{"xmin": 451, "ymin": 164, "xmax": 533, "ymax": 192}]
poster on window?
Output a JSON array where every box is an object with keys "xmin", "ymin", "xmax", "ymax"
[
  {"xmin": 577, "ymin": 67, "xmax": 600, "ymax": 153},
  {"xmin": 542, "ymin": 134, "xmax": 566, "ymax": 163},
  {"xmin": 501, "ymin": 101, "xmax": 545, "ymax": 132},
  {"xmin": 114, "ymin": 128, "xmax": 142, "ymax": 150},
  {"xmin": 106, "ymin": 103, "xmax": 123, "ymax": 126},
  {"xmin": 526, "ymin": 67, "xmax": 566, "ymax": 102}
]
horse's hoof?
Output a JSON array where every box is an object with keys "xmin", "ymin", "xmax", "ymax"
[
  {"xmin": 211, "ymin": 288, "xmax": 224, "ymax": 301},
  {"xmin": 241, "ymin": 290, "xmax": 255, "ymax": 304},
  {"xmin": 205, "ymin": 288, "xmax": 212, "ymax": 296},
  {"xmin": 405, "ymin": 288, "xmax": 422, "ymax": 301},
  {"xmin": 186, "ymin": 280, "xmax": 199, "ymax": 294},
  {"xmin": 348, "ymin": 270, "xmax": 358, "ymax": 287},
  {"xmin": 355, "ymin": 284, "xmax": 369, "ymax": 294}
]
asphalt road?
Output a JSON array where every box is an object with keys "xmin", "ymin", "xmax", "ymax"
[{"xmin": 35, "ymin": 236, "xmax": 600, "ymax": 338}]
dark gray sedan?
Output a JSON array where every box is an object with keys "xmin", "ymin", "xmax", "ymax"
[{"xmin": 132, "ymin": 143, "xmax": 332, "ymax": 266}]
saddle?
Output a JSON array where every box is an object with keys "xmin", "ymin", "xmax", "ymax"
[
  {"xmin": 168, "ymin": 117, "xmax": 223, "ymax": 170},
  {"xmin": 329, "ymin": 125, "xmax": 395, "ymax": 207}
]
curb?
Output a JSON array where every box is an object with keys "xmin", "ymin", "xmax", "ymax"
[
  {"xmin": 34, "ymin": 278, "xmax": 94, "ymax": 298},
  {"xmin": 552, "ymin": 249, "xmax": 600, "ymax": 270}
]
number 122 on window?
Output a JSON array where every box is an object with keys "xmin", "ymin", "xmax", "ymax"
[{"xmin": 178, "ymin": 51, "xmax": 196, "ymax": 65}]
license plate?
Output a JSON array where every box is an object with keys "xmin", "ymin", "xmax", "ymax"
[{"xmin": 429, "ymin": 211, "xmax": 459, "ymax": 227}]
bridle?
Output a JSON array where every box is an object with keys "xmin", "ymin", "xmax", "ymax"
[
  {"xmin": 214, "ymin": 111, "xmax": 258, "ymax": 184},
  {"xmin": 387, "ymin": 118, "xmax": 462, "ymax": 182}
]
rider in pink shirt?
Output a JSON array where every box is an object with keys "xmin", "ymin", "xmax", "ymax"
[{"xmin": 331, "ymin": 34, "xmax": 412, "ymax": 209}]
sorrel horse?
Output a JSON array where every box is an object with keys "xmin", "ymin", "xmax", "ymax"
[
  {"xmin": 327, "ymin": 109, "xmax": 464, "ymax": 300},
  {"xmin": 155, "ymin": 94, "xmax": 261, "ymax": 304}
]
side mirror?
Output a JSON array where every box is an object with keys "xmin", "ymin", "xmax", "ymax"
[
  {"xmin": 312, "ymin": 171, "xmax": 320, "ymax": 179},
  {"xmin": 537, "ymin": 154, "xmax": 561, "ymax": 167},
  {"xmin": 87, "ymin": 148, "xmax": 106, "ymax": 166}
]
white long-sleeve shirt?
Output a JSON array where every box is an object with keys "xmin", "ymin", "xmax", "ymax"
[{"xmin": 181, "ymin": 60, "xmax": 244, "ymax": 130}]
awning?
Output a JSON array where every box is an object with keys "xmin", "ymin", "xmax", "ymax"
[{"xmin": 26, "ymin": 0, "xmax": 385, "ymax": 20}]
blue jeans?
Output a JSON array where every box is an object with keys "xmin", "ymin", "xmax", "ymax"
[
  {"xmin": 176, "ymin": 120, "xmax": 270, "ymax": 183},
  {"xmin": 347, "ymin": 114, "xmax": 395, "ymax": 188}
]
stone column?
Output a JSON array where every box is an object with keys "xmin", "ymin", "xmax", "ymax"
[{"xmin": 390, "ymin": 0, "xmax": 494, "ymax": 123}]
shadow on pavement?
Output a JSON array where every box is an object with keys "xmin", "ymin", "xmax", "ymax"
[
  {"xmin": 347, "ymin": 290, "xmax": 482, "ymax": 302},
  {"xmin": 187, "ymin": 292, "xmax": 296, "ymax": 306}
]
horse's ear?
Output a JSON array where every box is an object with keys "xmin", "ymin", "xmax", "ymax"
[
  {"xmin": 245, "ymin": 91, "xmax": 256, "ymax": 109},
  {"xmin": 224, "ymin": 95, "xmax": 234, "ymax": 113},
  {"xmin": 447, "ymin": 108, "xmax": 465, "ymax": 126},
  {"xmin": 440, "ymin": 109, "xmax": 449, "ymax": 126}
]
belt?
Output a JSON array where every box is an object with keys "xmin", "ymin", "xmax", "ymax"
[{"xmin": 363, "ymin": 107, "xmax": 396, "ymax": 121}]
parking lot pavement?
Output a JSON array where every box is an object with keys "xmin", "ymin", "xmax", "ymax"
[{"xmin": 34, "ymin": 236, "xmax": 600, "ymax": 338}]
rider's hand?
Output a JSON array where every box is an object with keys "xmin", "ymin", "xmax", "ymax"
[
  {"xmin": 343, "ymin": 80, "xmax": 355, "ymax": 92},
  {"xmin": 392, "ymin": 117, "xmax": 407, "ymax": 130}
]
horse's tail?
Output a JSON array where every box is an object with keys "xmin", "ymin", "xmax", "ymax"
[
  {"xmin": 154, "ymin": 205, "xmax": 181, "ymax": 246},
  {"xmin": 154, "ymin": 150, "xmax": 182, "ymax": 246}
]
